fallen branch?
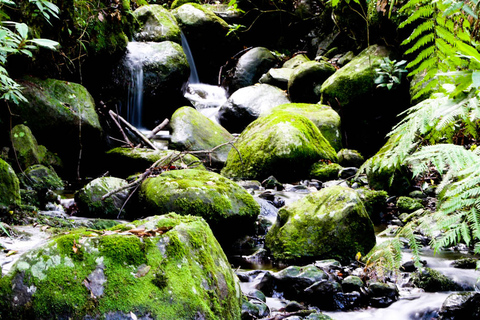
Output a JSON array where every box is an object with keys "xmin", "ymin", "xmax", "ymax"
[
  {"xmin": 109, "ymin": 110, "xmax": 134, "ymax": 148},
  {"xmin": 146, "ymin": 118, "xmax": 169, "ymax": 139},
  {"xmin": 108, "ymin": 110, "xmax": 158, "ymax": 150}
]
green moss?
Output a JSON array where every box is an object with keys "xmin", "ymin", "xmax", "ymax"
[
  {"xmin": 0, "ymin": 158, "xmax": 21, "ymax": 206},
  {"xmin": 222, "ymin": 111, "xmax": 338, "ymax": 182},
  {"xmin": 412, "ymin": 268, "xmax": 461, "ymax": 292},
  {"xmin": 133, "ymin": 5, "xmax": 182, "ymax": 43},
  {"xmin": 358, "ymin": 188, "xmax": 388, "ymax": 219},
  {"xmin": 310, "ymin": 161, "xmax": 343, "ymax": 181},
  {"xmin": 99, "ymin": 234, "xmax": 146, "ymax": 265},
  {"xmin": 171, "ymin": 0, "xmax": 200, "ymax": 9},
  {"xmin": 397, "ymin": 196, "xmax": 423, "ymax": 213},
  {"xmin": 18, "ymin": 164, "xmax": 64, "ymax": 191}
]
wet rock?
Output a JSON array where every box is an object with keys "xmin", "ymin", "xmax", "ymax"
[
  {"xmin": 303, "ymin": 279, "xmax": 344, "ymax": 310},
  {"xmin": 342, "ymin": 275, "xmax": 364, "ymax": 292},
  {"xmin": 133, "ymin": 5, "xmax": 181, "ymax": 43},
  {"xmin": 283, "ymin": 54, "xmax": 310, "ymax": 69},
  {"xmin": 284, "ymin": 300, "xmax": 305, "ymax": 312},
  {"xmin": 75, "ymin": 177, "xmax": 129, "ymax": 218},
  {"xmin": 105, "ymin": 147, "xmax": 206, "ymax": 178},
  {"xmin": 18, "ymin": 164, "xmax": 63, "ymax": 191},
  {"xmin": 170, "ymin": 106, "xmax": 233, "ymax": 167},
  {"xmin": 367, "ymin": 282, "xmax": 399, "ymax": 308},
  {"xmin": 266, "ymin": 185, "xmax": 376, "ymax": 263},
  {"xmin": 268, "ymin": 103, "xmax": 342, "ymax": 151},
  {"xmin": 221, "ymin": 111, "xmax": 337, "ymax": 182},
  {"xmin": 217, "ymin": 84, "xmax": 290, "ymax": 133},
  {"xmin": 438, "ymin": 292, "xmax": 480, "ymax": 320},
  {"xmin": 230, "ymin": 47, "xmax": 279, "ymax": 91},
  {"xmin": 13, "ymin": 77, "xmax": 103, "ymax": 178},
  {"xmin": 137, "ymin": 169, "xmax": 260, "ymax": 244},
  {"xmin": 273, "ymin": 265, "xmax": 329, "ymax": 299},
  {"xmin": 397, "ymin": 196, "xmax": 424, "ymax": 213},
  {"xmin": 0, "ymin": 159, "xmax": 21, "ymax": 207},
  {"xmin": 356, "ymin": 188, "xmax": 388, "ymax": 223},
  {"xmin": 255, "ymin": 271, "xmax": 276, "ymax": 296},
  {"xmin": 288, "ymin": 61, "xmax": 336, "ymax": 103},
  {"xmin": 451, "ymin": 258, "xmax": 477, "ymax": 269},
  {"xmin": 259, "ymin": 67, "xmax": 294, "ymax": 90},
  {"xmin": 337, "ymin": 148, "xmax": 364, "ymax": 167},
  {"xmin": 0, "ymin": 214, "xmax": 242, "ymax": 319}
]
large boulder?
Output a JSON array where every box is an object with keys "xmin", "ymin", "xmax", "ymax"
[
  {"xmin": 320, "ymin": 45, "xmax": 409, "ymax": 156},
  {"xmin": 172, "ymin": 3, "xmax": 233, "ymax": 83},
  {"xmin": 221, "ymin": 111, "xmax": 338, "ymax": 182},
  {"xmin": 137, "ymin": 169, "xmax": 260, "ymax": 243},
  {"xmin": 75, "ymin": 177, "xmax": 129, "ymax": 218},
  {"xmin": 170, "ymin": 106, "xmax": 234, "ymax": 168},
  {"xmin": 13, "ymin": 77, "xmax": 103, "ymax": 178},
  {"xmin": 439, "ymin": 292, "xmax": 480, "ymax": 320},
  {"xmin": 265, "ymin": 185, "xmax": 376, "ymax": 263},
  {"xmin": 133, "ymin": 5, "xmax": 181, "ymax": 43},
  {"xmin": 0, "ymin": 159, "xmax": 20, "ymax": 207},
  {"xmin": 18, "ymin": 164, "xmax": 64, "ymax": 191},
  {"xmin": 116, "ymin": 41, "xmax": 190, "ymax": 128},
  {"xmin": 0, "ymin": 214, "xmax": 242, "ymax": 319},
  {"xmin": 269, "ymin": 103, "xmax": 342, "ymax": 151},
  {"xmin": 230, "ymin": 47, "xmax": 279, "ymax": 92},
  {"xmin": 105, "ymin": 148, "xmax": 206, "ymax": 178},
  {"xmin": 288, "ymin": 61, "xmax": 336, "ymax": 103},
  {"xmin": 217, "ymin": 84, "xmax": 290, "ymax": 133}
]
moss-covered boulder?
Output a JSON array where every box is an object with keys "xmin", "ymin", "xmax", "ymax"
[
  {"xmin": 337, "ymin": 148, "xmax": 364, "ymax": 167},
  {"xmin": 18, "ymin": 164, "xmax": 64, "ymax": 191},
  {"xmin": 10, "ymin": 125, "xmax": 42, "ymax": 170},
  {"xmin": 310, "ymin": 161, "xmax": 343, "ymax": 181},
  {"xmin": 105, "ymin": 147, "xmax": 206, "ymax": 178},
  {"xmin": 288, "ymin": 61, "xmax": 336, "ymax": 103},
  {"xmin": 137, "ymin": 169, "xmax": 260, "ymax": 243},
  {"xmin": 170, "ymin": 106, "xmax": 234, "ymax": 167},
  {"xmin": 230, "ymin": 47, "xmax": 279, "ymax": 91},
  {"xmin": 269, "ymin": 103, "xmax": 342, "ymax": 151},
  {"xmin": 397, "ymin": 196, "xmax": 423, "ymax": 213},
  {"xmin": 172, "ymin": 3, "xmax": 233, "ymax": 83},
  {"xmin": 217, "ymin": 84, "xmax": 290, "ymax": 133},
  {"xmin": 75, "ymin": 177, "xmax": 129, "ymax": 218},
  {"xmin": 0, "ymin": 214, "xmax": 242, "ymax": 319},
  {"xmin": 133, "ymin": 5, "xmax": 182, "ymax": 43},
  {"xmin": 265, "ymin": 185, "xmax": 376, "ymax": 263},
  {"xmin": 13, "ymin": 77, "xmax": 103, "ymax": 178},
  {"xmin": 412, "ymin": 268, "xmax": 463, "ymax": 292},
  {"xmin": 283, "ymin": 54, "xmax": 310, "ymax": 69},
  {"xmin": 221, "ymin": 111, "xmax": 338, "ymax": 182},
  {"xmin": 0, "ymin": 159, "xmax": 21, "ymax": 207}
]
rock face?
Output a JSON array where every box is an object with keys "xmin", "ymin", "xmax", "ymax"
[
  {"xmin": 265, "ymin": 185, "xmax": 376, "ymax": 263},
  {"xmin": 230, "ymin": 47, "xmax": 279, "ymax": 91},
  {"xmin": 13, "ymin": 77, "xmax": 103, "ymax": 178},
  {"xmin": 105, "ymin": 148, "xmax": 206, "ymax": 178},
  {"xmin": 288, "ymin": 61, "xmax": 336, "ymax": 103},
  {"xmin": 133, "ymin": 5, "xmax": 181, "ymax": 43},
  {"xmin": 0, "ymin": 214, "xmax": 242, "ymax": 319},
  {"xmin": 221, "ymin": 111, "xmax": 338, "ymax": 182},
  {"xmin": 320, "ymin": 45, "xmax": 409, "ymax": 156},
  {"xmin": 269, "ymin": 103, "xmax": 342, "ymax": 151},
  {"xmin": 137, "ymin": 169, "xmax": 260, "ymax": 243},
  {"xmin": 172, "ymin": 3, "xmax": 233, "ymax": 83},
  {"xmin": 117, "ymin": 41, "xmax": 190, "ymax": 128},
  {"xmin": 75, "ymin": 177, "xmax": 129, "ymax": 218},
  {"xmin": 170, "ymin": 106, "xmax": 234, "ymax": 167},
  {"xmin": 217, "ymin": 84, "xmax": 290, "ymax": 133},
  {"xmin": 0, "ymin": 159, "xmax": 20, "ymax": 207}
]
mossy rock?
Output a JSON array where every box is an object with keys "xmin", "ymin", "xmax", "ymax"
[
  {"xmin": 75, "ymin": 177, "xmax": 129, "ymax": 218},
  {"xmin": 18, "ymin": 164, "xmax": 63, "ymax": 191},
  {"xmin": 13, "ymin": 77, "xmax": 103, "ymax": 178},
  {"xmin": 357, "ymin": 188, "xmax": 388, "ymax": 222},
  {"xmin": 133, "ymin": 4, "xmax": 181, "ymax": 43},
  {"xmin": 171, "ymin": 0, "xmax": 201, "ymax": 9},
  {"xmin": 288, "ymin": 61, "xmax": 336, "ymax": 103},
  {"xmin": 396, "ymin": 196, "xmax": 423, "ymax": 213},
  {"xmin": 0, "ymin": 159, "xmax": 21, "ymax": 207},
  {"xmin": 137, "ymin": 169, "xmax": 260, "ymax": 243},
  {"xmin": 170, "ymin": 106, "xmax": 234, "ymax": 167},
  {"xmin": 337, "ymin": 148, "xmax": 364, "ymax": 167},
  {"xmin": 10, "ymin": 125, "xmax": 42, "ymax": 170},
  {"xmin": 105, "ymin": 147, "xmax": 206, "ymax": 178},
  {"xmin": 320, "ymin": 45, "xmax": 391, "ymax": 107},
  {"xmin": 309, "ymin": 161, "xmax": 343, "ymax": 181},
  {"xmin": 412, "ymin": 268, "xmax": 463, "ymax": 292},
  {"xmin": 269, "ymin": 103, "xmax": 342, "ymax": 151},
  {"xmin": 221, "ymin": 111, "xmax": 338, "ymax": 182},
  {"xmin": 283, "ymin": 54, "xmax": 310, "ymax": 69},
  {"xmin": 265, "ymin": 185, "xmax": 376, "ymax": 263},
  {"xmin": 0, "ymin": 213, "xmax": 242, "ymax": 319}
]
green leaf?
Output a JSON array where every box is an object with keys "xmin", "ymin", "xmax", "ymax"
[
  {"xmin": 15, "ymin": 23, "xmax": 28, "ymax": 39},
  {"xmin": 472, "ymin": 71, "xmax": 480, "ymax": 88},
  {"xmin": 28, "ymin": 38, "xmax": 59, "ymax": 50}
]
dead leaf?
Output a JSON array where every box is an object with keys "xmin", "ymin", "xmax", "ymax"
[
  {"xmin": 6, "ymin": 250, "xmax": 17, "ymax": 257},
  {"xmin": 98, "ymin": 12, "xmax": 104, "ymax": 22},
  {"xmin": 128, "ymin": 227, "xmax": 146, "ymax": 234},
  {"xmin": 135, "ymin": 264, "xmax": 151, "ymax": 278}
]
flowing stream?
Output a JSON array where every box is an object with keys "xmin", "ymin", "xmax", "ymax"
[{"xmin": 123, "ymin": 41, "xmax": 146, "ymax": 129}]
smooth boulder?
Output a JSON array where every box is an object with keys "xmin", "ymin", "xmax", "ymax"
[
  {"xmin": 137, "ymin": 169, "xmax": 260, "ymax": 243},
  {"xmin": 0, "ymin": 159, "xmax": 20, "ymax": 207},
  {"xmin": 0, "ymin": 214, "xmax": 242, "ymax": 319},
  {"xmin": 265, "ymin": 185, "xmax": 376, "ymax": 263},
  {"xmin": 221, "ymin": 111, "xmax": 337, "ymax": 182},
  {"xmin": 170, "ymin": 106, "xmax": 234, "ymax": 167},
  {"xmin": 288, "ymin": 61, "xmax": 336, "ymax": 103},
  {"xmin": 133, "ymin": 5, "xmax": 181, "ymax": 43},
  {"xmin": 269, "ymin": 103, "xmax": 342, "ymax": 151},
  {"xmin": 217, "ymin": 84, "xmax": 290, "ymax": 133}
]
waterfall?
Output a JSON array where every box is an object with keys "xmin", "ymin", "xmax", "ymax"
[
  {"xmin": 123, "ymin": 42, "xmax": 146, "ymax": 129},
  {"xmin": 181, "ymin": 32, "xmax": 199, "ymax": 84}
]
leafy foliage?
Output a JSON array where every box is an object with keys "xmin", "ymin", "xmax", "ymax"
[{"xmin": 374, "ymin": 58, "xmax": 407, "ymax": 90}]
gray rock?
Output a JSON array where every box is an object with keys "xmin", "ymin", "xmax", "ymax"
[
  {"xmin": 288, "ymin": 61, "xmax": 336, "ymax": 103},
  {"xmin": 133, "ymin": 5, "xmax": 181, "ymax": 43},
  {"xmin": 231, "ymin": 47, "xmax": 279, "ymax": 91}
]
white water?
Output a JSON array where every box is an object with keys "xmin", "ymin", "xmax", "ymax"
[
  {"xmin": 123, "ymin": 42, "xmax": 146, "ymax": 129},
  {"xmin": 181, "ymin": 32, "xmax": 199, "ymax": 84}
]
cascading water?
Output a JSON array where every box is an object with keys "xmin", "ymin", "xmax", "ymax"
[{"xmin": 180, "ymin": 33, "xmax": 228, "ymax": 121}]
